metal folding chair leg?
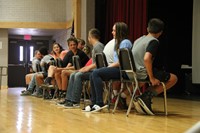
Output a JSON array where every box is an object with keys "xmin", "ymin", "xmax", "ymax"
[
  {"xmin": 126, "ymin": 78, "xmax": 140, "ymax": 117},
  {"xmin": 112, "ymin": 82, "xmax": 125, "ymax": 114},
  {"xmin": 161, "ymin": 82, "xmax": 167, "ymax": 115}
]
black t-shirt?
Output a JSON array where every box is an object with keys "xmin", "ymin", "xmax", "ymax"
[
  {"xmin": 62, "ymin": 49, "xmax": 89, "ymax": 67},
  {"xmin": 146, "ymin": 40, "xmax": 159, "ymax": 58}
]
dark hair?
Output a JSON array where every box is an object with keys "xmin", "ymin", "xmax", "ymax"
[
  {"xmin": 114, "ymin": 22, "xmax": 129, "ymax": 51},
  {"xmin": 39, "ymin": 46, "xmax": 48, "ymax": 56},
  {"xmin": 77, "ymin": 38, "xmax": 86, "ymax": 45},
  {"xmin": 147, "ymin": 18, "xmax": 164, "ymax": 34},
  {"xmin": 67, "ymin": 37, "xmax": 78, "ymax": 46},
  {"xmin": 52, "ymin": 42, "xmax": 63, "ymax": 55},
  {"xmin": 89, "ymin": 28, "xmax": 101, "ymax": 40}
]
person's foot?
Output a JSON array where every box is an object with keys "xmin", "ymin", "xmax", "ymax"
[
  {"xmin": 133, "ymin": 99, "xmax": 147, "ymax": 115},
  {"xmin": 90, "ymin": 104, "xmax": 108, "ymax": 113},
  {"xmin": 82, "ymin": 105, "xmax": 94, "ymax": 112},
  {"xmin": 20, "ymin": 90, "xmax": 32, "ymax": 96},
  {"xmin": 56, "ymin": 99, "xmax": 67, "ymax": 106},
  {"xmin": 64, "ymin": 101, "xmax": 80, "ymax": 109},
  {"xmin": 137, "ymin": 91, "xmax": 154, "ymax": 115}
]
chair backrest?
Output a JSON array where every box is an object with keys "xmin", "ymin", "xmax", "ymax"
[
  {"xmin": 95, "ymin": 52, "xmax": 108, "ymax": 68},
  {"xmin": 36, "ymin": 63, "xmax": 42, "ymax": 72},
  {"xmin": 118, "ymin": 48, "xmax": 136, "ymax": 80},
  {"xmin": 73, "ymin": 55, "xmax": 82, "ymax": 70},
  {"xmin": 55, "ymin": 58, "xmax": 63, "ymax": 67}
]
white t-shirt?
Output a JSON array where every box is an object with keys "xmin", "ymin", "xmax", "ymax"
[{"xmin": 103, "ymin": 39, "xmax": 115, "ymax": 65}]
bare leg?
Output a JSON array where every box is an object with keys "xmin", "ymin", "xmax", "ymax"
[
  {"xmin": 55, "ymin": 71, "xmax": 62, "ymax": 90},
  {"xmin": 150, "ymin": 73, "xmax": 178, "ymax": 94},
  {"xmin": 61, "ymin": 70, "xmax": 74, "ymax": 91}
]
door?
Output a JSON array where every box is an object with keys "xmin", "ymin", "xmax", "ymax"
[{"xmin": 8, "ymin": 39, "xmax": 49, "ymax": 87}]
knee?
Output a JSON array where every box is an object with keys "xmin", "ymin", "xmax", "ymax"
[{"xmin": 170, "ymin": 73, "xmax": 178, "ymax": 84}]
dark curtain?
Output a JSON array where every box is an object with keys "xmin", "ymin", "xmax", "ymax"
[{"xmin": 103, "ymin": 0, "xmax": 147, "ymax": 44}]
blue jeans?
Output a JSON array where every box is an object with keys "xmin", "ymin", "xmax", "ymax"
[
  {"xmin": 66, "ymin": 71, "xmax": 91, "ymax": 103},
  {"xmin": 27, "ymin": 73, "xmax": 37, "ymax": 91},
  {"xmin": 27, "ymin": 73, "xmax": 42, "ymax": 93},
  {"xmin": 90, "ymin": 67, "xmax": 120, "ymax": 106}
]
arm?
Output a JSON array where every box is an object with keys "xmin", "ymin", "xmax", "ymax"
[
  {"xmin": 144, "ymin": 52, "xmax": 160, "ymax": 86},
  {"xmin": 79, "ymin": 63, "xmax": 96, "ymax": 72}
]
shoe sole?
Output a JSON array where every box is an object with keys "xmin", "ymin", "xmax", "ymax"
[
  {"xmin": 90, "ymin": 105, "xmax": 108, "ymax": 113},
  {"xmin": 133, "ymin": 100, "xmax": 147, "ymax": 115},
  {"xmin": 137, "ymin": 98, "xmax": 154, "ymax": 115}
]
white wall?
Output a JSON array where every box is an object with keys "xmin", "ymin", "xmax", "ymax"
[
  {"xmin": 192, "ymin": 0, "xmax": 200, "ymax": 83},
  {"xmin": 0, "ymin": 29, "xmax": 8, "ymax": 89},
  {"xmin": 0, "ymin": 0, "xmax": 66, "ymax": 22}
]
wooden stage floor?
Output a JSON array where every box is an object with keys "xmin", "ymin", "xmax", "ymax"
[{"xmin": 0, "ymin": 87, "xmax": 200, "ymax": 133}]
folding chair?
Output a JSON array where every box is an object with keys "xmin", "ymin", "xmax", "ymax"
[
  {"xmin": 112, "ymin": 48, "xmax": 141, "ymax": 115},
  {"xmin": 72, "ymin": 55, "xmax": 91, "ymax": 107},
  {"xmin": 42, "ymin": 59, "xmax": 60, "ymax": 100},
  {"xmin": 114, "ymin": 48, "xmax": 167, "ymax": 116},
  {"xmin": 95, "ymin": 52, "xmax": 120, "ymax": 111}
]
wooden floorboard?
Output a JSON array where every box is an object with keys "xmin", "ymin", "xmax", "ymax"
[{"xmin": 0, "ymin": 87, "xmax": 200, "ymax": 133}]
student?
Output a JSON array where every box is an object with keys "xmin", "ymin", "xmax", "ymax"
[
  {"xmin": 52, "ymin": 37, "xmax": 89, "ymax": 97},
  {"xmin": 83, "ymin": 22, "xmax": 132, "ymax": 112},
  {"xmin": 77, "ymin": 38, "xmax": 86, "ymax": 51},
  {"xmin": 22, "ymin": 50, "xmax": 42, "ymax": 93},
  {"xmin": 58, "ymin": 28, "xmax": 104, "ymax": 108},
  {"xmin": 20, "ymin": 43, "xmax": 63, "ymax": 96},
  {"xmin": 132, "ymin": 18, "xmax": 178, "ymax": 115}
]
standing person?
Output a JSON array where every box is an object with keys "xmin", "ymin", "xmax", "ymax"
[
  {"xmin": 83, "ymin": 22, "xmax": 132, "ymax": 112},
  {"xmin": 132, "ymin": 18, "xmax": 178, "ymax": 115},
  {"xmin": 58, "ymin": 28, "xmax": 104, "ymax": 108}
]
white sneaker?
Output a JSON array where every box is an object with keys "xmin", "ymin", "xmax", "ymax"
[
  {"xmin": 82, "ymin": 105, "xmax": 93, "ymax": 112},
  {"xmin": 91, "ymin": 104, "xmax": 108, "ymax": 113}
]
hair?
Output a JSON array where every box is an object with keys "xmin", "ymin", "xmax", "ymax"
[
  {"xmin": 147, "ymin": 18, "xmax": 164, "ymax": 34},
  {"xmin": 34, "ymin": 50, "xmax": 39, "ymax": 55},
  {"xmin": 77, "ymin": 38, "xmax": 86, "ymax": 45},
  {"xmin": 39, "ymin": 46, "xmax": 48, "ymax": 56},
  {"xmin": 89, "ymin": 28, "xmax": 101, "ymax": 40},
  {"xmin": 67, "ymin": 37, "xmax": 78, "ymax": 46},
  {"xmin": 52, "ymin": 42, "xmax": 64, "ymax": 55},
  {"xmin": 114, "ymin": 22, "xmax": 129, "ymax": 51}
]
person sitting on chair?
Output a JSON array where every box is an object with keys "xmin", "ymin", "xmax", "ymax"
[{"xmin": 132, "ymin": 18, "xmax": 178, "ymax": 115}]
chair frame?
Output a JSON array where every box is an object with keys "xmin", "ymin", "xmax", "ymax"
[{"xmin": 113, "ymin": 48, "xmax": 168, "ymax": 116}]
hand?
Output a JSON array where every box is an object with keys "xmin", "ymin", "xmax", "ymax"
[{"xmin": 150, "ymin": 78, "xmax": 160, "ymax": 86}]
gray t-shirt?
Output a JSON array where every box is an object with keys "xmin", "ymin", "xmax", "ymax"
[
  {"xmin": 32, "ymin": 57, "xmax": 41, "ymax": 72},
  {"xmin": 91, "ymin": 41, "xmax": 104, "ymax": 64},
  {"xmin": 132, "ymin": 35, "xmax": 158, "ymax": 79}
]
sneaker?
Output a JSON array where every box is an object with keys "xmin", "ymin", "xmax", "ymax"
[
  {"xmin": 82, "ymin": 105, "xmax": 94, "ymax": 112},
  {"xmin": 20, "ymin": 90, "xmax": 32, "ymax": 96},
  {"xmin": 73, "ymin": 103, "xmax": 80, "ymax": 108},
  {"xmin": 133, "ymin": 99, "xmax": 147, "ymax": 115},
  {"xmin": 137, "ymin": 91, "xmax": 154, "ymax": 115},
  {"xmin": 91, "ymin": 104, "xmax": 108, "ymax": 113},
  {"xmin": 21, "ymin": 90, "xmax": 26, "ymax": 93},
  {"xmin": 31, "ymin": 91, "xmax": 38, "ymax": 97},
  {"xmin": 64, "ymin": 101, "xmax": 80, "ymax": 109},
  {"xmin": 57, "ymin": 99, "xmax": 67, "ymax": 105}
]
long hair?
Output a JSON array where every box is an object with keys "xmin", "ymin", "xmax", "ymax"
[
  {"xmin": 52, "ymin": 42, "xmax": 63, "ymax": 55},
  {"xmin": 114, "ymin": 22, "xmax": 129, "ymax": 51}
]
